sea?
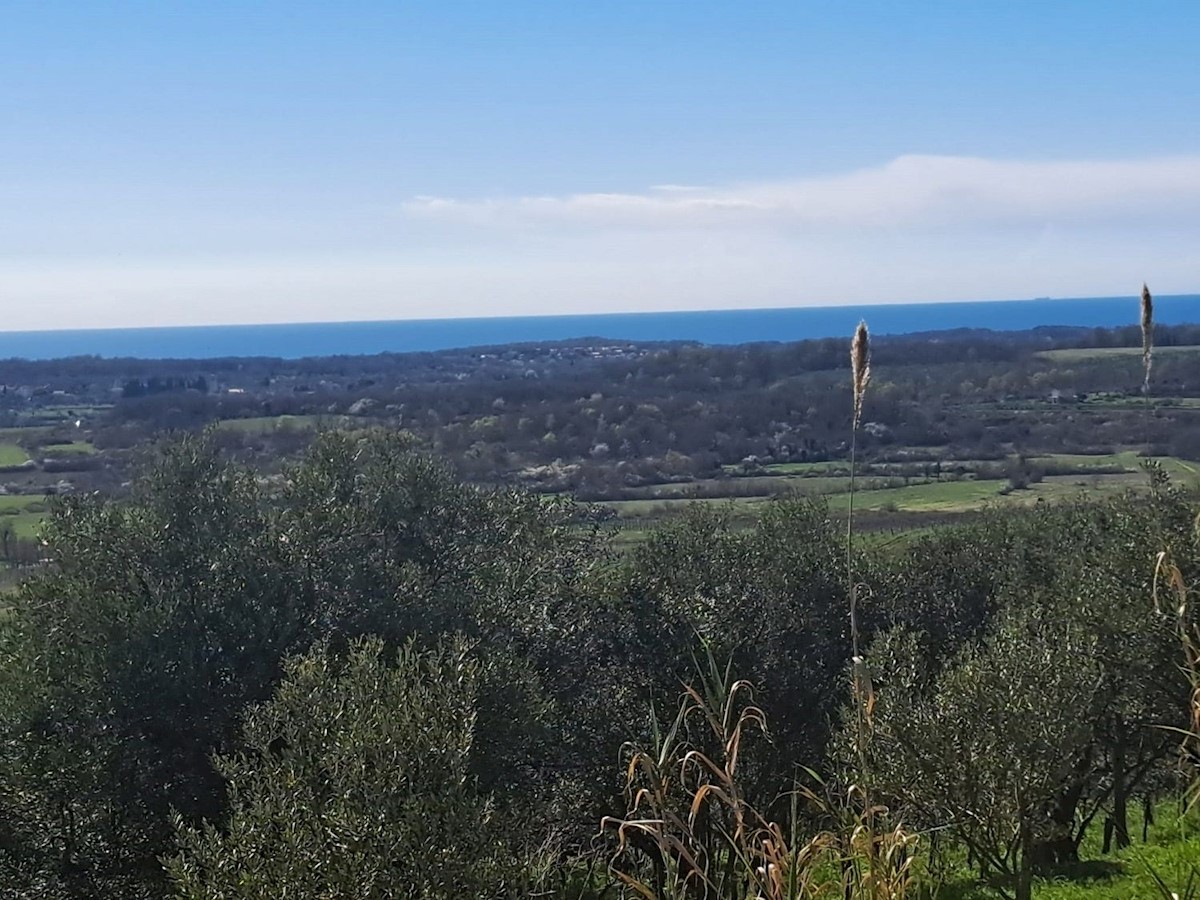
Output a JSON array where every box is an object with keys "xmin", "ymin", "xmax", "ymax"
[{"xmin": 4, "ymin": 294, "xmax": 1199, "ymax": 361}]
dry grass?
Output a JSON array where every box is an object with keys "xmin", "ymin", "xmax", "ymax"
[
  {"xmin": 1142, "ymin": 283, "xmax": 1154, "ymax": 396},
  {"xmin": 848, "ymin": 321, "xmax": 871, "ymax": 710},
  {"xmin": 852, "ymin": 322, "xmax": 871, "ymax": 432},
  {"xmin": 601, "ymin": 645, "xmax": 915, "ymax": 900}
]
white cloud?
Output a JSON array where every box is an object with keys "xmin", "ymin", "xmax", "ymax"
[
  {"xmin": 4, "ymin": 154, "xmax": 1200, "ymax": 329},
  {"xmin": 403, "ymin": 154, "xmax": 1200, "ymax": 230}
]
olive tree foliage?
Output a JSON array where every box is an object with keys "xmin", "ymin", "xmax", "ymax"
[
  {"xmin": 612, "ymin": 499, "xmax": 851, "ymax": 801},
  {"xmin": 0, "ymin": 430, "xmax": 609, "ymax": 897},
  {"xmin": 167, "ymin": 637, "xmax": 524, "ymax": 900},
  {"xmin": 1016, "ymin": 487, "xmax": 1193, "ymax": 853},
  {"xmin": 858, "ymin": 482, "xmax": 1197, "ymax": 898},
  {"xmin": 861, "ymin": 612, "xmax": 1102, "ymax": 900},
  {"xmin": 1038, "ymin": 489, "xmax": 1192, "ymax": 855},
  {"xmin": 0, "ymin": 437, "xmax": 289, "ymax": 897}
]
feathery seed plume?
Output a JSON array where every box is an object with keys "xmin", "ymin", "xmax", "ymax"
[
  {"xmin": 851, "ymin": 320, "xmax": 871, "ymax": 430},
  {"xmin": 1141, "ymin": 283, "xmax": 1154, "ymax": 395}
]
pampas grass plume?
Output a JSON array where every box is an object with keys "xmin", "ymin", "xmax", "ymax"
[
  {"xmin": 852, "ymin": 320, "xmax": 871, "ymax": 429},
  {"xmin": 1141, "ymin": 284, "xmax": 1154, "ymax": 395}
]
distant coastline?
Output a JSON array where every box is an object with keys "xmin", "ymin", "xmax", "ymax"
[{"xmin": 6, "ymin": 294, "xmax": 1200, "ymax": 361}]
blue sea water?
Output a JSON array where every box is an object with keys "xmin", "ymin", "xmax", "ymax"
[{"xmin": 4, "ymin": 295, "xmax": 1199, "ymax": 360}]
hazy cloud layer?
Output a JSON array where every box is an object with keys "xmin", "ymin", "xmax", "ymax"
[
  {"xmin": 405, "ymin": 155, "xmax": 1200, "ymax": 230},
  {"xmin": 4, "ymin": 155, "xmax": 1199, "ymax": 329}
]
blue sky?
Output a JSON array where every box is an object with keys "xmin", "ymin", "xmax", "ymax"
[{"xmin": 3, "ymin": 1, "xmax": 1199, "ymax": 329}]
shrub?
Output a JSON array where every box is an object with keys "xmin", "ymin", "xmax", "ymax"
[{"xmin": 168, "ymin": 637, "xmax": 527, "ymax": 899}]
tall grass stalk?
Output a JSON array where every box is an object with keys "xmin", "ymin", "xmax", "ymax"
[
  {"xmin": 1141, "ymin": 284, "xmax": 1156, "ymax": 463},
  {"xmin": 847, "ymin": 321, "xmax": 872, "ymax": 759},
  {"xmin": 1142, "ymin": 283, "xmax": 1155, "ymax": 397},
  {"xmin": 845, "ymin": 320, "xmax": 898, "ymax": 900},
  {"xmin": 600, "ymin": 644, "xmax": 914, "ymax": 900}
]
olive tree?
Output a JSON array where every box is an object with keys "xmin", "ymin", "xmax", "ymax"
[
  {"xmin": 862, "ymin": 611, "xmax": 1101, "ymax": 900},
  {"xmin": 168, "ymin": 637, "xmax": 526, "ymax": 899}
]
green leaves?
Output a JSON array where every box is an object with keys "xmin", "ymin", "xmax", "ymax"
[
  {"xmin": 863, "ymin": 609, "xmax": 1102, "ymax": 879},
  {"xmin": 168, "ymin": 637, "xmax": 520, "ymax": 899},
  {"xmin": 0, "ymin": 430, "xmax": 602, "ymax": 895}
]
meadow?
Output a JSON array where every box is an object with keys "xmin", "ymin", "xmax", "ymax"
[
  {"xmin": 598, "ymin": 449, "xmax": 1197, "ymax": 539},
  {"xmin": 0, "ymin": 494, "xmax": 52, "ymax": 538},
  {"xmin": 40, "ymin": 441, "xmax": 97, "ymax": 456},
  {"xmin": 0, "ymin": 443, "xmax": 31, "ymax": 467},
  {"xmin": 1037, "ymin": 345, "xmax": 1200, "ymax": 362}
]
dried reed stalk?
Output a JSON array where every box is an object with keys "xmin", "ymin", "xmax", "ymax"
[
  {"xmin": 848, "ymin": 321, "xmax": 870, "ymax": 659},
  {"xmin": 1142, "ymin": 284, "xmax": 1154, "ymax": 396},
  {"xmin": 847, "ymin": 321, "xmax": 872, "ymax": 752},
  {"xmin": 852, "ymin": 321, "xmax": 871, "ymax": 431}
]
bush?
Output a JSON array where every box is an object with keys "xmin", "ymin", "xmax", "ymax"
[
  {"xmin": 860, "ymin": 610, "xmax": 1102, "ymax": 900},
  {"xmin": 168, "ymin": 637, "xmax": 528, "ymax": 899}
]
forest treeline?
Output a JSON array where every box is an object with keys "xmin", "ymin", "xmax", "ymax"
[
  {"xmin": 9, "ymin": 323, "xmax": 1200, "ymax": 493},
  {"xmin": 0, "ymin": 429, "xmax": 1195, "ymax": 897}
]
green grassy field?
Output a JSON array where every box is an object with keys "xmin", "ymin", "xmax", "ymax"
[
  {"xmin": 601, "ymin": 449, "xmax": 1198, "ymax": 542},
  {"xmin": 0, "ymin": 427, "xmax": 54, "ymax": 443},
  {"xmin": 1038, "ymin": 345, "xmax": 1200, "ymax": 362},
  {"xmin": 40, "ymin": 441, "xmax": 97, "ymax": 456},
  {"xmin": 1035, "ymin": 451, "xmax": 1199, "ymax": 480},
  {"xmin": 932, "ymin": 806, "xmax": 1200, "ymax": 900},
  {"xmin": 826, "ymin": 479, "xmax": 1009, "ymax": 512},
  {"xmin": 1036, "ymin": 451, "xmax": 1146, "ymax": 468},
  {"xmin": 4, "ymin": 513, "xmax": 42, "ymax": 539},
  {"xmin": 0, "ymin": 444, "xmax": 31, "ymax": 467},
  {"xmin": 0, "ymin": 495, "xmax": 53, "ymax": 539},
  {"xmin": 619, "ymin": 473, "xmax": 913, "ymax": 502}
]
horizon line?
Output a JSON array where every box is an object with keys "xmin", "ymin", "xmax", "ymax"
[{"xmin": 3, "ymin": 291, "xmax": 1194, "ymax": 338}]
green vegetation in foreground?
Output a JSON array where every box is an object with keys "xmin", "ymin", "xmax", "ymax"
[
  {"xmin": 930, "ymin": 807, "xmax": 1200, "ymax": 900},
  {"xmin": 0, "ymin": 430, "xmax": 1195, "ymax": 898},
  {"xmin": 0, "ymin": 444, "xmax": 30, "ymax": 467}
]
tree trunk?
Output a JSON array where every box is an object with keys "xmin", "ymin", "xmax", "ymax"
[
  {"xmin": 1112, "ymin": 739, "xmax": 1131, "ymax": 850},
  {"xmin": 1031, "ymin": 780, "xmax": 1084, "ymax": 869},
  {"xmin": 1017, "ymin": 813, "xmax": 1034, "ymax": 900}
]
